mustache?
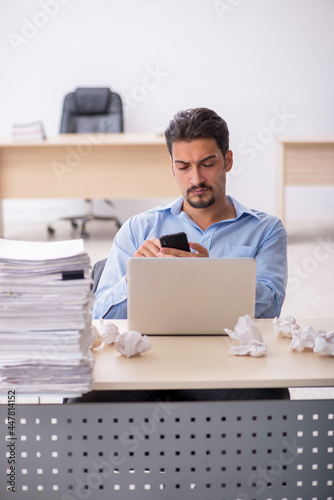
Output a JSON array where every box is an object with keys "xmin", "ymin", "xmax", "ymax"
[{"xmin": 187, "ymin": 184, "xmax": 212, "ymax": 195}]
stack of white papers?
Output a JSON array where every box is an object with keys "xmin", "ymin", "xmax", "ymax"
[
  {"xmin": 12, "ymin": 120, "xmax": 46, "ymax": 141},
  {"xmin": 0, "ymin": 239, "xmax": 94, "ymax": 396}
]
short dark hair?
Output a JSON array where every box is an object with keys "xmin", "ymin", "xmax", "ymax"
[{"xmin": 165, "ymin": 108, "xmax": 229, "ymax": 157}]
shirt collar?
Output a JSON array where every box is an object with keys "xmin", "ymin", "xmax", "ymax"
[
  {"xmin": 226, "ymin": 195, "xmax": 260, "ymax": 220},
  {"xmin": 156, "ymin": 197, "xmax": 184, "ymax": 215},
  {"xmin": 156, "ymin": 195, "xmax": 260, "ymax": 220}
]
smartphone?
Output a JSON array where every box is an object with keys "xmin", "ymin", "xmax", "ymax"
[{"xmin": 159, "ymin": 232, "xmax": 190, "ymax": 252}]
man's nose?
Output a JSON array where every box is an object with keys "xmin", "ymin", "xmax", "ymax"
[{"xmin": 190, "ymin": 166, "xmax": 205, "ymax": 185}]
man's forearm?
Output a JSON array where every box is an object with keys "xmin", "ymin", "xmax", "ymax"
[
  {"xmin": 101, "ymin": 299, "xmax": 128, "ymax": 320},
  {"xmin": 255, "ymin": 280, "xmax": 285, "ymax": 319}
]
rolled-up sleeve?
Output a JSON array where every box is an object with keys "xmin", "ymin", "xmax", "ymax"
[{"xmin": 254, "ymin": 220, "xmax": 287, "ymax": 318}]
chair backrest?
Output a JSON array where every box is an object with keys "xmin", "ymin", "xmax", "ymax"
[
  {"xmin": 60, "ymin": 87, "xmax": 123, "ymax": 134},
  {"xmin": 91, "ymin": 258, "xmax": 107, "ymax": 293}
]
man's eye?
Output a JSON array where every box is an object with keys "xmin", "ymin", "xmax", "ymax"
[
  {"xmin": 202, "ymin": 163, "xmax": 213, "ymax": 167},
  {"xmin": 178, "ymin": 165, "xmax": 189, "ymax": 170}
]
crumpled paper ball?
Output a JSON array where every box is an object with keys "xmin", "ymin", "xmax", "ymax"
[
  {"xmin": 115, "ymin": 331, "xmax": 151, "ymax": 358},
  {"xmin": 290, "ymin": 326, "xmax": 326, "ymax": 351},
  {"xmin": 313, "ymin": 330, "xmax": 334, "ymax": 356},
  {"xmin": 95, "ymin": 319, "xmax": 120, "ymax": 344},
  {"xmin": 91, "ymin": 321, "xmax": 120, "ymax": 350},
  {"xmin": 225, "ymin": 314, "xmax": 267, "ymax": 357},
  {"xmin": 273, "ymin": 315, "xmax": 300, "ymax": 338},
  {"xmin": 91, "ymin": 326, "xmax": 103, "ymax": 350}
]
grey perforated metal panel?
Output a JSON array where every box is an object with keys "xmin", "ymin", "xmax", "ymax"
[{"xmin": 1, "ymin": 400, "xmax": 333, "ymax": 500}]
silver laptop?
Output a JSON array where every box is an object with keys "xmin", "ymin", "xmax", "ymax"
[{"xmin": 127, "ymin": 258, "xmax": 256, "ymax": 335}]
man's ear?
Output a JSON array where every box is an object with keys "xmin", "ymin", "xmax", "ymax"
[{"xmin": 225, "ymin": 150, "xmax": 233, "ymax": 172}]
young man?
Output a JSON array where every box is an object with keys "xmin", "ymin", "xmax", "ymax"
[{"xmin": 93, "ymin": 108, "xmax": 287, "ymax": 321}]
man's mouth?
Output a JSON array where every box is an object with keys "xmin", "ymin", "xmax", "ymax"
[{"xmin": 188, "ymin": 186, "xmax": 211, "ymax": 196}]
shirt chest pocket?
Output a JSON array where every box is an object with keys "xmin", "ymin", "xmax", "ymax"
[{"xmin": 222, "ymin": 244, "xmax": 257, "ymax": 258}]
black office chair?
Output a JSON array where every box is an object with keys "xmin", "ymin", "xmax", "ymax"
[
  {"xmin": 91, "ymin": 257, "xmax": 107, "ymax": 294},
  {"xmin": 47, "ymin": 87, "xmax": 123, "ymax": 238}
]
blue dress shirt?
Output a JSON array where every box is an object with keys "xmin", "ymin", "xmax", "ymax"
[{"xmin": 93, "ymin": 195, "xmax": 287, "ymax": 320}]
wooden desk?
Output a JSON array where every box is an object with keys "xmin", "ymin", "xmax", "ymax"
[
  {"xmin": 0, "ymin": 319, "xmax": 332, "ymax": 498},
  {"xmin": 0, "ymin": 134, "xmax": 178, "ymax": 236},
  {"xmin": 92, "ymin": 318, "xmax": 334, "ymax": 391},
  {"xmin": 276, "ymin": 135, "xmax": 334, "ymax": 224}
]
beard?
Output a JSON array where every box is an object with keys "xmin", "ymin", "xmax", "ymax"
[{"xmin": 186, "ymin": 184, "xmax": 216, "ymax": 209}]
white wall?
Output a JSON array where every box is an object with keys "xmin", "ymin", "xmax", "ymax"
[{"xmin": 1, "ymin": 0, "xmax": 334, "ymax": 223}]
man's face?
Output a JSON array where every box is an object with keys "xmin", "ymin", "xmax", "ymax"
[{"xmin": 171, "ymin": 138, "xmax": 233, "ymax": 209}]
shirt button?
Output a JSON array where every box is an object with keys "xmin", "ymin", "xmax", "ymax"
[
  {"xmin": 122, "ymin": 294, "xmax": 126, "ymax": 300},
  {"xmin": 204, "ymin": 241, "xmax": 208, "ymax": 245}
]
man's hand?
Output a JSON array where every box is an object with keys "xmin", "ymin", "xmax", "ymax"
[
  {"xmin": 133, "ymin": 237, "xmax": 161, "ymax": 257},
  {"xmin": 157, "ymin": 242, "xmax": 209, "ymax": 258}
]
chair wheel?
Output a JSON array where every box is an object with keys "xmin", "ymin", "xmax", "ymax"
[
  {"xmin": 81, "ymin": 231, "xmax": 89, "ymax": 239},
  {"xmin": 71, "ymin": 221, "xmax": 78, "ymax": 229},
  {"xmin": 47, "ymin": 226, "xmax": 55, "ymax": 235}
]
